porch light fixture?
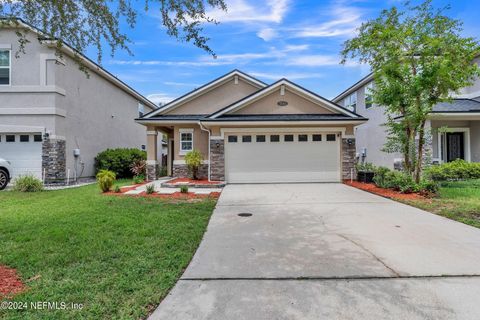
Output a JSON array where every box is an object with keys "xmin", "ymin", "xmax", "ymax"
[{"xmin": 216, "ymin": 142, "xmax": 220, "ymax": 148}]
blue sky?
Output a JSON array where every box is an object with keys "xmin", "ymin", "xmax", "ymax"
[{"xmin": 97, "ymin": 0, "xmax": 480, "ymax": 105}]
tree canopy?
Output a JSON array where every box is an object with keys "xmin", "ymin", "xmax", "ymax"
[
  {"xmin": 0, "ymin": 0, "xmax": 227, "ymax": 64},
  {"xmin": 341, "ymin": 0, "xmax": 480, "ymax": 181}
]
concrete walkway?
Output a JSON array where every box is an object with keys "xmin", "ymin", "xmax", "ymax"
[{"xmin": 149, "ymin": 183, "xmax": 480, "ymax": 319}]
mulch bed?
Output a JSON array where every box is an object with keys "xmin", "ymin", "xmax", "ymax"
[
  {"xmin": 345, "ymin": 180, "xmax": 426, "ymax": 200},
  {"xmin": 105, "ymin": 191, "xmax": 221, "ymax": 200},
  {"xmin": 0, "ymin": 265, "xmax": 25, "ymax": 299},
  {"xmin": 119, "ymin": 182, "xmax": 148, "ymax": 193}
]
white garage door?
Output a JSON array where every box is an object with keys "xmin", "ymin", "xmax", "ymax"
[
  {"xmin": 0, "ymin": 133, "xmax": 43, "ymax": 180},
  {"xmin": 225, "ymin": 132, "xmax": 341, "ymax": 183}
]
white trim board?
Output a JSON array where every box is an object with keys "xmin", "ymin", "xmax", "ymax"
[
  {"xmin": 436, "ymin": 127, "xmax": 471, "ymax": 162},
  {"xmin": 209, "ymin": 79, "xmax": 359, "ymax": 119},
  {"xmin": 217, "ymin": 127, "xmax": 347, "ymax": 139}
]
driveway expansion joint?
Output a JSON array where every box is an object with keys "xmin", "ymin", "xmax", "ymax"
[{"xmin": 179, "ymin": 274, "xmax": 480, "ymax": 281}]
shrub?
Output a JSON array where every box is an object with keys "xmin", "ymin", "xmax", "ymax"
[
  {"xmin": 114, "ymin": 185, "xmax": 121, "ymax": 193},
  {"xmin": 133, "ymin": 175, "xmax": 145, "ymax": 184},
  {"xmin": 180, "ymin": 185, "xmax": 189, "ymax": 193},
  {"xmin": 130, "ymin": 159, "xmax": 146, "ymax": 177},
  {"xmin": 425, "ymin": 159, "xmax": 480, "ymax": 181},
  {"xmin": 356, "ymin": 162, "xmax": 376, "ymax": 172},
  {"xmin": 94, "ymin": 148, "xmax": 146, "ymax": 178},
  {"xmin": 415, "ymin": 179, "xmax": 439, "ymax": 195},
  {"xmin": 145, "ymin": 184, "xmax": 155, "ymax": 194},
  {"xmin": 184, "ymin": 150, "xmax": 203, "ymax": 180},
  {"xmin": 372, "ymin": 167, "xmax": 391, "ymax": 188},
  {"xmin": 96, "ymin": 170, "xmax": 116, "ymax": 193},
  {"xmin": 13, "ymin": 175, "xmax": 43, "ymax": 192}
]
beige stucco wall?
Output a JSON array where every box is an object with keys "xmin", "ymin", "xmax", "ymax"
[
  {"xmin": 233, "ymin": 88, "xmax": 335, "ymax": 115},
  {"xmin": 167, "ymin": 78, "xmax": 259, "ymax": 115}
]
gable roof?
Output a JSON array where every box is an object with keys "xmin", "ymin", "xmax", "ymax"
[
  {"xmin": 142, "ymin": 70, "xmax": 267, "ymax": 118},
  {"xmin": 208, "ymin": 79, "xmax": 362, "ymax": 119}
]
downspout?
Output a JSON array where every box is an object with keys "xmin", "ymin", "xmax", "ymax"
[{"xmin": 198, "ymin": 121, "xmax": 211, "ymax": 181}]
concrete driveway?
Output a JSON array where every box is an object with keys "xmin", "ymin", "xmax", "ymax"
[{"xmin": 150, "ymin": 184, "xmax": 480, "ymax": 320}]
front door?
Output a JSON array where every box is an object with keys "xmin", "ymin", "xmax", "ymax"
[{"xmin": 446, "ymin": 132, "xmax": 465, "ymax": 162}]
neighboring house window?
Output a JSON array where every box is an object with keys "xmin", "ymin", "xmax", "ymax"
[
  {"xmin": 344, "ymin": 92, "xmax": 357, "ymax": 112},
  {"xmin": 365, "ymin": 82, "xmax": 374, "ymax": 109},
  {"xmin": 0, "ymin": 49, "xmax": 10, "ymax": 85},
  {"xmin": 138, "ymin": 104, "xmax": 145, "ymax": 117},
  {"xmin": 179, "ymin": 129, "xmax": 193, "ymax": 154}
]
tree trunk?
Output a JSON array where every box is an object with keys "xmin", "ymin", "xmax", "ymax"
[
  {"xmin": 415, "ymin": 120, "xmax": 427, "ymax": 183},
  {"xmin": 403, "ymin": 126, "xmax": 412, "ymax": 173}
]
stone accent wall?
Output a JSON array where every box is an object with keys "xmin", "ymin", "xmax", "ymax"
[
  {"xmin": 146, "ymin": 164, "xmax": 157, "ymax": 181},
  {"xmin": 173, "ymin": 164, "xmax": 208, "ymax": 179},
  {"xmin": 210, "ymin": 139, "xmax": 225, "ymax": 181},
  {"xmin": 42, "ymin": 138, "xmax": 66, "ymax": 183},
  {"xmin": 342, "ymin": 138, "xmax": 356, "ymax": 180}
]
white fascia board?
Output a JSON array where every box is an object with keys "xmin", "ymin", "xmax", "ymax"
[
  {"xmin": 428, "ymin": 112, "xmax": 480, "ymax": 120},
  {"xmin": 201, "ymin": 120, "xmax": 367, "ymax": 126},
  {"xmin": 135, "ymin": 120, "xmax": 200, "ymax": 125},
  {"xmin": 210, "ymin": 80, "xmax": 359, "ymax": 118},
  {"xmin": 333, "ymin": 74, "xmax": 374, "ymax": 103},
  {"xmin": 144, "ymin": 71, "xmax": 267, "ymax": 118}
]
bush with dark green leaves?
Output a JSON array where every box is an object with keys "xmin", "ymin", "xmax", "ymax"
[
  {"xmin": 373, "ymin": 167, "xmax": 438, "ymax": 194},
  {"xmin": 13, "ymin": 175, "xmax": 44, "ymax": 192},
  {"xmin": 425, "ymin": 159, "xmax": 480, "ymax": 181},
  {"xmin": 94, "ymin": 148, "xmax": 146, "ymax": 178}
]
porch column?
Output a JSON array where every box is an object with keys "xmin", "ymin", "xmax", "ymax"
[
  {"xmin": 423, "ymin": 120, "xmax": 433, "ymax": 167},
  {"xmin": 146, "ymin": 126, "xmax": 158, "ymax": 181},
  {"xmin": 167, "ymin": 135, "xmax": 173, "ymax": 176}
]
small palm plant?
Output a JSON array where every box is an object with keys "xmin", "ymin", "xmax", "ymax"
[
  {"xmin": 96, "ymin": 170, "xmax": 116, "ymax": 193},
  {"xmin": 184, "ymin": 150, "xmax": 203, "ymax": 180}
]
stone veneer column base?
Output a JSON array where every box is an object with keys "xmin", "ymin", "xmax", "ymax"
[
  {"xmin": 210, "ymin": 139, "xmax": 225, "ymax": 181},
  {"xmin": 173, "ymin": 164, "xmax": 208, "ymax": 179},
  {"xmin": 146, "ymin": 162, "xmax": 157, "ymax": 181},
  {"xmin": 342, "ymin": 138, "xmax": 356, "ymax": 180},
  {"xmin": 42, "ymin": 138, "xmax": 66, "ymax": 183}
]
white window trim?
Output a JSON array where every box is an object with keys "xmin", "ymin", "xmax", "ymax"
[
  {"xmin": 365, "ymin": 83, "xmax": 374, "ymax": 109},
  {"xmin": 437, "ymin": 127, "xmax": 471, "ymax": 163},
  {"xmin": 179, "ymin": 128, "xmax": 194, "ymax": 155},
  {"xmin": 0, "ymin": 48, "xmax": 11, "ymax": 86},
  {"xmin": 344, "ymin": 92, "xmax": 357, "ymax": 112}
]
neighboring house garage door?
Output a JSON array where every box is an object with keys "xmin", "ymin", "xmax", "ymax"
[
  {"xmin": 225, "ymin": 132, "xmax": 341, "ymax": 183},
  {"xmin": 0, "ymin": 133, "xmax": 43, "ymax": 180}
]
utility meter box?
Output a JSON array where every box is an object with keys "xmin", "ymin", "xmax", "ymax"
[{"xmin": 73, "ymin": 149, "xmax": 81, "ymax": 157}]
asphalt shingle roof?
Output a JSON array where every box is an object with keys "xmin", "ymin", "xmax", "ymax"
[{"xmin": 432, "ymin": 99, "xmax": 480, "ymax": 112}]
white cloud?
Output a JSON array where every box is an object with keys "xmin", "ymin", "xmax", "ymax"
[
  {"xmin": 163, "ymin": 81, "xmax": 201, "ymax": 87},
  {"xmin": 147, "ymin": 93, "xmax": 175, "ymax": 106},
  {"xmin": 286, "ymin": 55, "xmax": 341, "ymax": 67},
  {"xmin": 248, "ymin": 71, "xmax": 323, "ymax": 80},
  {"xmin": 108, "ymin": 59, "xmax": 229, "ymax": 67},
  {"xmin": 292, "ymin": 2, "xmax": 364, "ymax": 38},
  {"xmin": 257, "ymin": 28, "xmax": 278, "ymax": 41},
  {"xmin": 208, "ymin": 0, "xmax": 289, "ymax": 24}
]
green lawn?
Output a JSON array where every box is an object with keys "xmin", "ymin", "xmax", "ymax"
[
  {"xmin": 0, "ymin": 182, "xmax": 216, "ymax": 319},
  {"xmin": 401, "ymin": 179, "xmax": 480, "ymax": 228}
]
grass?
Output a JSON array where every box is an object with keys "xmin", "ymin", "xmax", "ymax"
[
  {"xmin": 0, "ymin": 181, "xmax": 216, "ymax": 319},
  {"xmin": 401, "ymin": 179, "xmax": 480, "ymax": 228}
]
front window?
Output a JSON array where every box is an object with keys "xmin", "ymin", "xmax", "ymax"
[
  {"xmin": 344, "ymin": 92, "xmax": 357, "ymax": 112},
  {"xmin": 0, "ymin": 50, "xmax": 10, "ymax": 85},
  {"xmin": 365, "ymin": 82, "xmax": 374, "ymax": 109},
  {"xmin": 179, "ymin": 130, "xmax": 193, "ymax": 153}
]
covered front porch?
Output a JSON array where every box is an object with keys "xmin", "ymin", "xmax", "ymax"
[{"xmin": 429, "ymin": 116, "xmax": 480, "ymax": 164}]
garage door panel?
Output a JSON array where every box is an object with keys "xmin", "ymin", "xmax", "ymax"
[
  {"xmin": 225, "ymin": 133, "xmax": 340, "ymax": 183},
  {"xmin": 0, "ymin": 134, "xmax": 43, "ymax": 179}
]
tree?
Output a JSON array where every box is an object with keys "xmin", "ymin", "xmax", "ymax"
[
  {"xmin": 184, "ymin": 149, "xmax": 203, "ymax": 180},
  {"xmin": 341, "ymin": 0, "xmax": 480, "ymax": 182},
  {"xmin": 0, "ymin": 0, "xmax": 226, "ymax": 67}
]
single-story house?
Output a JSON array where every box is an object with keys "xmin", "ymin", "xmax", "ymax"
[
  {"xmin": 0, "ymin": 19, "xmax": 161, "ymax": 183},
  {"xmin": 333, "ymin": 57, "xmax": 480, "ymax": 169},
  {"xmin": 136, "ymin": 70, "xmax": 367, "ymax": 183}
]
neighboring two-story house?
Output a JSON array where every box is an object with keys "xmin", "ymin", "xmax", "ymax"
[
  {"xmin": 0, "ymin": 20, "xmax": 159, "ymax": 182},
  {"xmin": 333, "ymin": 57, "xmax": 480, "ymax": 169}
]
